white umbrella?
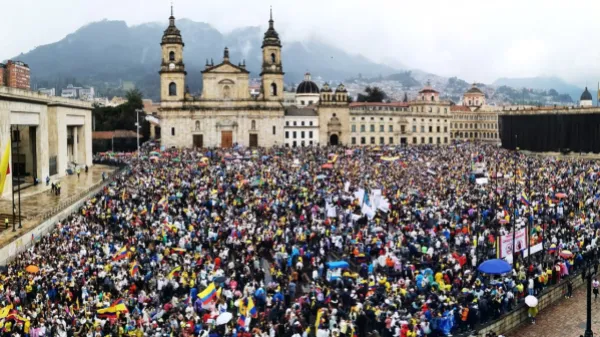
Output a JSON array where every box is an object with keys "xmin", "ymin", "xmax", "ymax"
[
  {"xmin": 525, "ymin": 295, "xmax": 538, "ymax": 307},
  {"xmin": 216, "ymin": 312, "xmax": 233, "ymax": 325}
]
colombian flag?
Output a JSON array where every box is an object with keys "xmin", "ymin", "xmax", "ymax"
[
  {"xmin": 113, "ymin": 246, "xmax": 128, "ymax": 261},
  {"xmin": 198, "ymin": 282, "xmax": 217, "ymax": 304},
  {"xmin": 520, "ymin": 192, "xmax": 531, "ymax": 206},
  {"xmin": 130, "ymin": 262, "xmax": 140, "ymax": 277},
  {"xmin": 171, "ymin": 247, "xmax": 187, "ymax": 255},
  {"xmin": 168, "ymin": 266, "xmax": 182, "ymax": 280},
  {"xmin": 247, "ymin": 297, "xmax": 257, "ymax": 317}
]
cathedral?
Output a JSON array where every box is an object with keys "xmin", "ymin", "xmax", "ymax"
[{"xmin": 157, "ymin": 7, "xmax": 350, "ymax": 148}]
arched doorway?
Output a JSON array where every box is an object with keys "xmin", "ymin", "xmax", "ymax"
[{"xmin": 329, "ymin": 134, "xmax": 339, "ymax": 146}]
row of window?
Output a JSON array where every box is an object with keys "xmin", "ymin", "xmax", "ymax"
[
  {"xmin": 451, "ymin": 132, "xmax": 498, "ymax": 139},
  {"xmin": 411, "ymin": 125, "xmax": 448, "ymax": 133},
  {"xmin": 411, "ymin": 137, "xmax": 449, "ymax": 144},
  {"xmin": 352, "ymin": 117, "xmax": 395, "ymax": 121},
  {"xmin": 350, "ymin": 106, "xmax": 408, "ymax": 112},
  {"xmin": 452, "ymin": 123, "xmax": 498, "ymax": 129},
  {"xmin": 411, "ymin": 106, "xmax": 449, "ymax": 113},
  {"xmin": 455, "ymin": 115, "xmax": 496, "ymax": 120},
  {"xmin": 286, "ymin": 140, "xmax": 314, "ymax": 147},
  {"xmin": 351, "ymin": 137, "xmax": 395, "ymax": 145},
  {"xmin": 286, "ymin": 121, "xmax": 314, "ymax": 126},
  {"xmin": 285, "ymin": 131, "xmax": 314, "ymax": 139},
  {"xmin": 351, "ymin": 125, "xmax": 394, "ymax": 133}
]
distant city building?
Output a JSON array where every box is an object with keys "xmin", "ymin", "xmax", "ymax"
[
  {"xmin": 61, "ymin": 84, "xmax": 95, "ymax": 100},
  {"xmin": 4, "ymin": 60, "xmax": 30, "ymax": 90},
  {"xmin": 38, "ymin": 88, "xmax": 56, "ymax": 96},
  {"xmin": 110, "ymin": 96, "xmax": 127, "ymax": 106},
  {"xmin": 450, "ymin": 84, "xmax": 499, "ymax": 143},
  {"xmin": 580, "ymin": 87, "xmax": 593, "ymax": 107},
  {"xmin": 0, "ymin": 64, "xmax": 5, "ymax": 86}
]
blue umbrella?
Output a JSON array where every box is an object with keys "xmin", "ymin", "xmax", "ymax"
[{"xmin": 478, "ymin": 259, "xmax": 512, "ymax": 275}]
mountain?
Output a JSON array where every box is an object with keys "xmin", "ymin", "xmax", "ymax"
[
  {"xmin": 493, "ymin": 76, "xmax": 587, "ymax": 105},
  {"xmin": 12, "ymin": 19, "xmax": 398, "ymax": 100}
]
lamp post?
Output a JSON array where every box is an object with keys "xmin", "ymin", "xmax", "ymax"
[
  {"xmin": 135, "ymin": 109, "xmax": 143, "ymax": 154},
  {"xmin": 10, "ymin": 125, "xmax": 15, "ymax": 232},
  {"xmin": 584, "ymin": 250, "xmax": 596, "ymax": 337}
]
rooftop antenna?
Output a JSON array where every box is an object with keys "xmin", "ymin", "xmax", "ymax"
[{"xmin": 171, "ymin": 0, "xmax": 174, "ymax": 16}]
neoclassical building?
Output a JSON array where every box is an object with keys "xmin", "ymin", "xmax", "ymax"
[
  {"xmin": 450, "ymin": 84, "xmax": 500, "ymax": 143},
  {"xmin": 157, "ymin": 8, "xmax": 349, "ymax": 148}
]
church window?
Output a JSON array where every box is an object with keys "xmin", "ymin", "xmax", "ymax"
[
  {"xmin": 223, "ymin": 85, "xmax": 231, "ymax": 99},
  {"xmin": 431, "ymin": 95, "xmax": 435, "ymax": 101},
  {"xmin": 171, "ymin": 127, "xmax": 175, "ymax": 136},
  {"xmin": 169, "ymin": 82, "xmax": 177, "ymax": 96},
  {"xmin": 270, "ymin": 83, "xmax": 278, "ymax": 96},
  {"xmin": 273, "ymin": 126, "xmax": 276, "ymax": 135},
  {"xmin": 195, "ymin": 120, "xmax": 200, "ymax": 131},
  {"xmin": 169, "ymin": 51, "xmax": 175, "ymax": 61},
  {"xmin": 271, "ymin": 53, "xmax": 276, "ymax": 63},
  {"xmin": 251, "ymin": 120, "xmax": 256, "ymax": 130}
]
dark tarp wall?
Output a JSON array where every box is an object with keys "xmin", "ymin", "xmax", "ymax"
[{"xmin": 500, "ymin": 114, "xmax": 600, "ymax": 153}]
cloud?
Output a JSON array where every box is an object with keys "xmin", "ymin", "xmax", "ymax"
[{"xmin": 1, "ymin": 0, "xmax": 600, "ymax": 86}]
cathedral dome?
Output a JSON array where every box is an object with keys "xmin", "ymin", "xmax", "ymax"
[
  {"xmin": 465, "ymin": 84, "xmax": 484, "ymax": 95},
  {"xmin": 581, "ymin": 87, "xmax": 593, "ymax": 101},
  {"xmin": 296, "ymin": 73, "xmax": 320, "ymax": 94}
]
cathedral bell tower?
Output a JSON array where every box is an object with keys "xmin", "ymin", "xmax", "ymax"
[
  {"xmin": 260, "ymin": 7, "xmax": 284, "ymax": 101},
  {"xmin": 159, "ymin": 5, "xmax": 186, "ymax": 102}
]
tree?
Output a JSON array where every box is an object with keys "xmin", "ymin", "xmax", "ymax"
[
  {"xmin": 93, "ymin": 89, "xmax": 148, "ymax": 139},
  {"xmin": 357, "ymin": 86, "xmax": 388, "ymax": 102}
]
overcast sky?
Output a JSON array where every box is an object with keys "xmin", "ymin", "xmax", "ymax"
[{"xmin": 1, "ymin": 0, "xmax": 599, "ymax": 85}]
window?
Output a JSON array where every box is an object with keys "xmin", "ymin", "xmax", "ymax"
[
  {"xmin": 285, "ymin": 131, "xmax": 289, "ymax": 139},
  {"xmin": 412, "ymin": 137, "xmax": 417, "ymax": 144},
  {"xmin": 171, "ymin": 127, "xmax": 175, "ymax": 136},
  {"xmin": 223, "ymin": 85, "xmax": 231, "ymax": 99},
  {"xmin": 421, "ymin": 126, "xmax": 425, "ymax": 133},
  {"xmin": 271, "ymin": 53, "xmax": 276, "ymax": 63},
  {"xmin": 429, "ymin": 126, "xmax": 433, "ymax": 132},
  {"xmin": 293, "ymin": 141, "xmax": 297, "ymax": 147},
  {"xmin": 371, "ymin": 117, "xmax": 375, "ymax": 120},
  {"xmin": 352, "ymin": 137, "xmax": 356, "ymax": 145},
  {"xmin": 301, "ymin": 131, "xmax": 305, "ymax": 138},
  {"xmin": 380, "ymin": 137, "xmax": 384, "ymax": 144},
  {"xmin": 401, "ymin": 125, "xmax": 405, "ymax": 133},
  {"xmin": 380, "ymin": 117, "xmax": 384, "ymax": 121},
  {"xmin": 309, "ymin": 141, "xmax": 313, "ymax": 145},
  {"xmin": 293, "ymin": 121, "xmax": 297, "ymax": 126},
  {"xmin": 421, "ymin": 137, "xmax": 425, "ymax": 143},
  {"xmin": 309, "ymin": 101, "xmax": 313, "ymax": 105},
  {"xmin": 361, "ymin": 137, "xmax": 366, "ymax": 144},
  {"xmin": 428, "ymin": 107, "xmax": 432, "ymax": 112},
  {"xmin": 389, "ymin": 125, "xmax": 393, "ymax": 132},
  {"xmin": 273, "ymin": 126, "xmax": 276, "ymax": 135},
  {"xmin": 444, "ymin": 137, "xmax": 448, "ymax": 144},
  {"xmin": 361, "ymin": 117, "xmax": 365, "ymax": 121},
  {"xmin": 169, "ymin": 82, "xmax": 177, "ymax": 96},
  {"xmin": 389, "ymin": 137, "xmax": 393, "ymax": 144},
  {"xmin": 309, "ymin": 121, "xmax": 313, "ymax": 126},
  {"xmin": 301, "ymin": 121, "xmax": 305, "ymax": 126},
  {"xmin": 437, "ymin": 137, "xmax": 440, "ymax": 144},
  {"xmin": 370, "ymin": 137, "xmax": 375, "ymax": 144},
  {"xmin": 429, "ymin": 137, "xmax": 433, "ymax": 144},
  {"xmin": 195, "ymin": 120, "xmax": 200, "ymax": 131},
  {"xmin": 251, "ymin": 120, "xmax": 256, "ymax": 130},
  {"xmin": 286, "ymin": 121, "xmax": 289, "ymax": 126},
  {"xmin": 444, "ymin": 126, "xmax": 447, "ymax": 132},
  {"xmin": 309, "ymin": 131, "xmax": 313, "ymax": 138},
  {"xmin": 379, "ymin": 125, "xmax": 384, "ymax": 132},
  {"xmin": 360, "ymin": 125, "xmax": 365, "ymax": 132},
  {"xmin": 293, "ymin": 131, "xmax": 297, "ymax": 138},
  {"xmin": 436, "ymin": 126, "xmax": 440, "ymax": 133},
  {"xmin": 431, "ymin": 95, "xmax": 435, "ymax": 101},
  {"xmin": 301, "ymin": 141, "xmax": 305, "ymax": 147},
  {"xmin": 270, "ymin": 83, "xmax": 278, "ymax": 96},
  {"xmin": 412, "ymin": 125, "xmax": 417, "ymax": 132},
  {"xmin": 301, "ymin": 101, "xmax": 305, "ymax": 105},
  {"xmin": 352, "ymin": 125, "xmax": 356, "ymax": 132},
  {"xmin": 444, "ymin": 108, "xmax": 447, "ymax": 113},
  {"xmin": 169, "ymin": 51, "xmax": 175, "ymax": 61}
]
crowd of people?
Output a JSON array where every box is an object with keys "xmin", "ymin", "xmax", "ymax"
[{"xmin": 0, "ymin": 142, "xmax": 598, "ymax": 337}]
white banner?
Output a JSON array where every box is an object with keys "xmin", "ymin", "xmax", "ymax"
[{"xmin": 498, "ymin": 228, "xmax": 528, "ymax": 259}]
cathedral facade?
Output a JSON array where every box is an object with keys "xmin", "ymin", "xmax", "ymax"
[{"xmin": 157, "ymin": 8, "xmax": 349, "ymax": 148}]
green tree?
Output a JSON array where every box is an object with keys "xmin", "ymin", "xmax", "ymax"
[
  {"xmin": 93, "ymin": 89, "xmax": 148, "ymax": 140},
  {"xmin": 357, "ymin": 86, "xmax": 387, "ymax": 102}
]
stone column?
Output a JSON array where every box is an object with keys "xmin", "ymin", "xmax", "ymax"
[
  {"xmin": 77, "ymin": 125, "xmax": 85, "ymax": 165},
  {"xmin": 37, "ymin": 107, "xmax": 50, "ymax": 181},
  {"xmin": 72, "ymin": 126, "xmax": 79, "ymax": 165}
]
